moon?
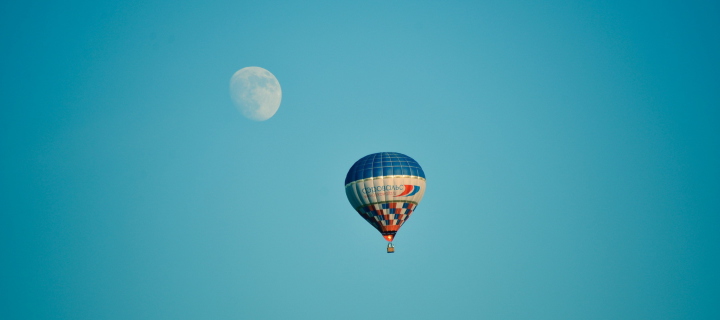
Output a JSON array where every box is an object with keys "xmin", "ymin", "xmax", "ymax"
[{"xmin": 229, "ymin": 67, "xmax": 282, "ymax": 121}]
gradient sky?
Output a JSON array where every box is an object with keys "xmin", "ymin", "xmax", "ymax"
[{"xmin": 2, "ymin": 1, "xmax": 719, "ymax": 319}]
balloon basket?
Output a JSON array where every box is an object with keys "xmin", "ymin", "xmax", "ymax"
[{"xmin": 387, "ymin": 243, "xmax": 395, "ymax": 253}]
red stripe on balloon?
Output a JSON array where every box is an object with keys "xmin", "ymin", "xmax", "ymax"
[{"xmin": 395, "ymin": 185, "xmax": 414, "ymax": 197}]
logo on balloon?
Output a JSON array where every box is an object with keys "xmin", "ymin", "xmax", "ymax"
[
  {"xmin": 360, "ymin": 184, "xmax": 420, "ymax": 197},
  {"xmin": 395, "ymin": 185, "xmax": 421, "ymax": 197}
]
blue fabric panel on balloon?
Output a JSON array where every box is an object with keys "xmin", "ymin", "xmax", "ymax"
[
  {"xmin": 372, "ymin": 168, "xmax": 383, "ymax": 177},
  {"xmin": 345, "ymin": 152, "xmax": 425, "ymax": 184}
]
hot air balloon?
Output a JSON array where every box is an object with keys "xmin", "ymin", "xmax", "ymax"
[{"xmin": 345, "ymin": 152, "xmax": 426, "ymax": 253}]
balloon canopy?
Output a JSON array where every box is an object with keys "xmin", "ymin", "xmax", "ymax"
[{"xmin": 345, "ymin": 152, "xmax": 426, "ymax": 247}]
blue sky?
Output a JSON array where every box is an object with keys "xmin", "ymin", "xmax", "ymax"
[{"xmin": 2, "ymin": 1, "xmax": 719, "ymax": 319}]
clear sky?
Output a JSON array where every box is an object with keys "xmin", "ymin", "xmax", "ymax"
[{"xmin": 2, "ymin": 1, "xmax": 719, "ymax": 319}]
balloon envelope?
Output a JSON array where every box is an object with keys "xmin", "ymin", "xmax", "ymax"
[{"xmin": 345, "ymin": 152, "xmax": 426, "ymax": 242}]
